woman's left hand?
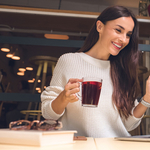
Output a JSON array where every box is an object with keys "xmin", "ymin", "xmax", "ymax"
[{"xmin": 143, "ymin": 76, "xmax": 150, "ymax": 103}]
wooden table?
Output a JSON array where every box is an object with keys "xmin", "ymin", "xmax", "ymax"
[
  {"xmin": 0, "ymin": 138, "xmax": 97, "ymax": 150},
  {"xmin": 95, "ymin": 138, "xmax": 150, "ymax": 150},
  {"xmin": 1, "ymin": 138, "xmax": 150, "ymax": 150}
]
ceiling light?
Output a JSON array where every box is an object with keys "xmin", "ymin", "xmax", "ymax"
[
  {"xmin": 1, "ymin": 44, "xmax": 10, "ymax": 52},
  {"xmin": 6, "ymin": 53, "xmax": 13, "ymax": 58},
  {"xmin": 19, "ymin": 68, "xmax": 26, "ymax": 72},
  {"xmin": 26, "ymin": 66, "xmax": 33, "ymax": 71},
  {"xmin": 44, "ymin": 34, "xmax": 69, "ymax": 40},
  {"xmin": 28, "ymin": 79, "xmax": 34, "ymax": 83},
  {"xmin": 18, "ymin": 61, "xmax": 26, "ymax": 72},
  {"xmin": 11, "ymin": 48, "xmax": 20, "ymax": 60},
  {"xmin": 25, "ymin": 62, "xmax": 33, "ymax": 71},
  {"xmin": 38, "ymin": 90, "xmax": 41, "ymax": 93},
  {"xmin": 6, "ymin": 46, "xmax": 13, "ymax": 58},
  {"xmin": 36, "ymin": 87, "xmax": 40, "ymax": 91},
  {"xmin": 17, "ymin": 71, "xmax": 24, "ymax": 76},
  {"xmin": 28, "ymin": 76, "xmax": 35, "ymax": 83},
  {"xmin": 12, "ymin": 56, "xmax": 20, "ymax": 60}
]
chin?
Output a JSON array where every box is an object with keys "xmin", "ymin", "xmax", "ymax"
[
  {"xmin": 110, "ymin": 51, "xmax": 120, "ymax": 56},
  {"xmin": 109, "ymin": 48, "xmax": 121, "ymax": 56}
]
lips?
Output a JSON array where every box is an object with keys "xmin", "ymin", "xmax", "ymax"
[{"xmin": 112, "ymin": 42, "xmax": 122, "ymax": 49}]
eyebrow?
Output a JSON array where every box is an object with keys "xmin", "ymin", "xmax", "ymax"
[{"xmin": 116, "ymin": 25, "xmax": 133, "ymax": 34}]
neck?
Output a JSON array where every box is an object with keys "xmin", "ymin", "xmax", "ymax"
[{"xmin": 85, "ymin": 41, "xmax": 110, "ymax": 60}]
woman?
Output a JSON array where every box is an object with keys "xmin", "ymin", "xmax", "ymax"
[{"xmin": 41, "ymin": 5, "xmax": 150, "ymax": 138}]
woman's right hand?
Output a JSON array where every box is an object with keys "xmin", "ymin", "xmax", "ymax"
[
  {"xmin": 61, "ymin": 78, "xmax": 82, "ymax": 104},
  {"xmin": 51, "ymin": 78, "xmax": 82, "ymax": 114}
]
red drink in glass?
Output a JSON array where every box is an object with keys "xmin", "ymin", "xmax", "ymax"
[{"xmin": 81, "ymin": 77, "xmax": 102, "ymax": 107}]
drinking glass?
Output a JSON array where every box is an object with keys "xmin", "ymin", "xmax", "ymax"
[{"xmin": 77, "ymin": 77, "xmax": 103, "ymax": 107}]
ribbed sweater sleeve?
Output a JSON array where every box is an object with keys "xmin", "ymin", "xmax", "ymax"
[
  {"xmin": 41, "ymin": 54, "xmax": 69, "ymax": 120},
  {"xmin": 122, "ymin": 100, "xmax": 143, "ymax": 131}
]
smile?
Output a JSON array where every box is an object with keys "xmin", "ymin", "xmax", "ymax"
[{"xmin": 112, "ymin": 42, "xmax": 122, "ymax": 49}]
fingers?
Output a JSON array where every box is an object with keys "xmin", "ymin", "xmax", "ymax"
[
  {"xmin": 68, "ymin": 78, "xmax": 82, "ymax": 84},
  {"xmin": 69, "ymin": 93, "xmax": 78, "ymax": 101},
  {"xmin": 65, "ymin": 78, "xmax": 81, "ymax": 94},
  {"xmin": 65, "ymin": 81, "xmax": 79, "ymax": 89},
  {"xmin": 63, "ymin": 78, "xmax": 81, "ymax": 103},
  {"xmin": 65, "ymin": 82, "xmax": 80, "ymax": 97}
]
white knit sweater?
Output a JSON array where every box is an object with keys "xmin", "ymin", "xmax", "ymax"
[{"xmin": 41, "ymin": 52, "xmax": 142, "ymax": 138}]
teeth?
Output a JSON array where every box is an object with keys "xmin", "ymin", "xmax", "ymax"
[{"xmin": 113, "ymin": 42, "xmax": 121, "ymax": 48}]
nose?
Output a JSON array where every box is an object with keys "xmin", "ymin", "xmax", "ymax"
[{"xmin": 119, "ymin": 34, "xmax": 127, "ymax": 43}]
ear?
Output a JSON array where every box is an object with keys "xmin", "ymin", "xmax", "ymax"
[{"xmin": 96, "ymin": 20, "xmax": 104, "ymax": 33}]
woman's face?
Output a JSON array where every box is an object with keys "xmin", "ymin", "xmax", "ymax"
[{"xmin": 97, "ymin": 16, "xmax": 135, "ymax": 58}]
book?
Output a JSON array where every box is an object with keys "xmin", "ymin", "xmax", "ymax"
[{"xmin": 0, "ymin": 129, "xmax": 77, "ymax": 147}]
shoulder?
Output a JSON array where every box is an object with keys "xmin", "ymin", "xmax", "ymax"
[
  {"xmin": 59, "ymin": 52, "xmax": 79, "ymax": 60},
  {"xmin": 57, "ymin": 52, "xmax": 81, "ymax": 64},
  {"xmin": 52, "ymin": 53, "xmax": 81, "ymax": 82}
]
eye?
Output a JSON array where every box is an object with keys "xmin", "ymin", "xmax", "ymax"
[
  {"xmin": 115, "ymin": 28, "xmax": 121, "ymax": 33},
  {"xmin": 126, "ymin": 33, "xmax": 132, "ymax": 38}
]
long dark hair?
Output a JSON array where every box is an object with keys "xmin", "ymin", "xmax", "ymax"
[{"xmin": 79, "ymin": 5, "xmax": 140, "ymax": 119}]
